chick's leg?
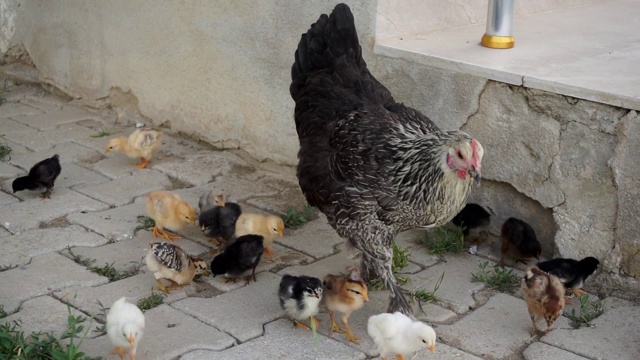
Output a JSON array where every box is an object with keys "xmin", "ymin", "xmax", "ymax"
[
  {"xmin": 293, "ymin": 320, "xmax": 311, "ymax": 331},
  {"xmin": 134, "ymin": 157, "xmax": 149, "ymax": 169},
  {"xmin": 111, "ymin": 346, "xmax": 125, "ymax": 360},
  {"xmin": 395, "ymin": 355, "xmax": 405, "ymax": 360},
  {"xmin": 569, "ymin": 288, "xmax": 587, "ymax": 298},
  {"xmin": 151, "ymin": 225, "xmax": 181, "ymax": 241},
  {"xmin": 155, "ymin": 279, "xmax": 170, "ymax": 293},
  {"xmin": 341, "ymin": 313, "xmax": 360, "ymax": 343},
  {"xmin": 328, "ymin": 311, "xmax": 346, "ymax": 335},
  {"xmin": 40, "ymin": 188, "xmax": 53, "ymax": 200},
  {"xmin": 264, "ymin": 246, "xmax": 276, "ymax": 259}
]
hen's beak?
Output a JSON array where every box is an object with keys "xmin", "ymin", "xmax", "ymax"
[
  {"xmin": 427, "ymin": 344, "xmax": 436, "ymax": 353},
  {"xmin": 468, "ymin": 166, "xmax": 481, "ymax": 185},
  {"xmin": 128, "ymin": 335, "xmax": 135, "ymax": 345}
]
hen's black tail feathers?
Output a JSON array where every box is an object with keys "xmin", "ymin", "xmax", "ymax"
[{"xmin": 290, "ymin": 4, "xmax": 393, "ymax": 107}]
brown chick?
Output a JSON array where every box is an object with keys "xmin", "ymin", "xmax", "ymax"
[
  {"xmin": 323, "ymin": 272, "xmax": 369, "ymax": 343},
  {"xmin": 145, "ymin": 242, "xmax": 209, "ymax": 293},
  {"xmin": 106, "ymin": 129, "xmax": 162, "ymax": 168},
  {"xmin": 146, "ymin": 191, "xmax": 197, "ymax": 241},
  {"xmin": 499, "ymin": 217, "xmax": 542, "ymax": 267},
  {"xmin": 522, "ymin": 266, "xmax": 566, "ymax": 334},
  {"xmin": 235, "ymin": 213, "xmax": 284, "ymax": 258}
]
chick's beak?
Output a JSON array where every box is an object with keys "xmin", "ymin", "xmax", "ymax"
[
  {"xmin": 362, "ymin": 293, "xmax": 369, "ymax": 302},
  {"xmin": 427, "ymin": 344, "xmax": 436, "ymax": 353},
  {"xmin": 128, "ymin": 335, "xmax": 135, "ymax": 345},
  {"xmin": 468, "ymin": 165, "xmax": 481, "ymax": 185},
  {"xmin": 105, "ymin": 147, "xmax": 111, "ymax": 153}
]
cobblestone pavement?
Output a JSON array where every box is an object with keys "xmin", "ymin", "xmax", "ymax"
[{"xmin": 1, "ymin": 84, "xmax": 638, "ymax": 360}]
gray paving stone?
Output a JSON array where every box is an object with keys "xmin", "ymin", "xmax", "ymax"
[
  {"xmin": 151, "ymin": 151, "xmax": 243, "ymax": 186},
  {"xmin": 277, "ymin": 215, "xmax": 345, "ymax": 259},
  {"xmin": 10, "ymin": 106, "xmax": 97, "ymax": 130},
  {"xmin": 91, "ymin": 155, "xmax": 139, "ymax": 179},
  {"xmin": 67, "ymin": 196, "xmax": 147, "ymax": 241},
  {"xmin": 541, "ymin": 304, "xmax": 640, "ymax": 360},
  {"xmin": 54, "ymin": 273, "xmax": 190, "ymax": 321},
  {"xmin": 4, "ymin": 123, "xmax": 95, "ymax": 151},
  {"xmin": 155, "ymin": 134, "xmax": 210, "ymax": 158},
  {"xmin": 206, "ymin": 174, "xmax": 279, "ymax": 202},
  {"xmin": 73, "ymin": 128, "xmax": 129, "ymax": 153},
  {"xmin": 395, "ymin": 229, "xmax": 440, "ymax": 268},
  {"xmin": 523, "ymin": 343, "xmax": 590, "ymax": 360},
  {"xmin": 8, "ymin": 142, "xmax": 104, "ymax": 171},
  {"xmin": 411, "ymin": 344, "xmax": 484, "ymax": 360},
  {"xmin": 0, "ymin": 188, "xmax": 110, "ymax": 234},
  {"xmin": 0, "ymin": 161, "xmax": 24, "ymax": 178},
  {"xmin": 74, "ymin": 170, "xmax": 171, "ymax": 206},
  {"xmin": 0, "ymin": 295, "xmax": 86, "ymax": 337},
  {"xmin": 173, "ymin": 272, "xmax": 283, "ymax": 343},
  {"xmin": 403, "ymin": 254, "xmax": 488, "ymax": 314},
  {"xmin": 180, "ymin": 319, "xmax": 367, "ymax": 360},
  {"xmin": 0, "ymin": 190, "xmax": 18, "ymax": 205},
  {"xmin": 437, "ymin": 293, "xmax": 533, "ymax": 360},
  {"xmin": 0, "ymin": 252, "xmax": 108, "ymax": 314},
  {"xmin": 0, "ymin": 102, "xmax": 43, "ymax": 118},
  {"xmin": 65, "ymin": 234, "xmax": 208, "ymax": 273},
  {"xmin": 414, "ymin": 301, "xmax": 458, "ymax": 324},
  {"xmin": 245, "ymin": 175, "xmax": 308, "ymax": 213},
  {"xmin": 80, "ymin": 304, "xmax": 235, "ymax": 360},
  {"xmin": 0, "ymin": 225, "xmax": 109, "ymax": 267},
  {"xmin": 0, "ymin": 227, "xmax": 10, "ymax": 238},
  {"xmin": 278, "ymin": 246, "xmax": 354, "ymax": 280},
  {"xmin": 0, "ymin": 118, "xmax": 38, "ymax": 133}
]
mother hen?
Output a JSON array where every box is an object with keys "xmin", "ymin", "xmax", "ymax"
[{"xmin": 290, "ymin": 3, "xmax": 484, "ymax": 315}]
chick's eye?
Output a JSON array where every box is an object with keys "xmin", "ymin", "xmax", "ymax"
[{"xmin": 422, "ymin": 339, "xmax": 426, "ymax": 343}]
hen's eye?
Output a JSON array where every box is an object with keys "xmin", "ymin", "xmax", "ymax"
[{"xmin": 457, "ymin": 150, "xmax": 464, "ymax": 158}]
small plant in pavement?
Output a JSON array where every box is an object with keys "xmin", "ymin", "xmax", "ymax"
[
  {"xmin": 66, "ymin": 247, "xmax": 142, "ymax": 282},
  {"xmin": 137, "ymin": 292, "xmax": 166, "ymax": 312},
  {"xmin": 135, "ymin": 215, "xmax": 156, "ymax": 233},
  {"xmin": 421, "ymin": 226, "xmax": 466, "ymax": 255},
  {"xmin": 89, "ymin": 128, "xmax": 113, "ymax": 138},
  {"xmin": 471, "ymin": 261, "xmax": 520, "ymax": 294},
  {"xmin": 280, "ymin": 204, "xmax": 317, "ymax": 229},
  {"xmin": 564, "ymin": 295, "xmax": 606, "ymax": 328}
]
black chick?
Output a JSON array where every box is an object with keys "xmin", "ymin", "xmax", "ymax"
[
  {"xmin": 499, "ymin": 217, "xmax": 541, "ymax": 267},
  {"xmin": 537, "ymin": 257, "xmax": 600, "ymax": 297},
  {"xmin": 210, "ymin": 234, "xmax": 264, "ymax": 285},
  {"xmin": 278, "ymin": 274, "xmax": 323, "ymax": 331},
  {"xmin": 451, "ymin": 203, "xmax": 491, "ymax": 244},
  {"xmin": 12, "ymin": 154, "xmax": 62, "ymax": 199},
  {"xmin": 199, "ymin": 203, "xmax": 242, "ymax": 247}
]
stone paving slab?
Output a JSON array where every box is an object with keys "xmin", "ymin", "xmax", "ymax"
[
  {"xmin": 395, "ymin": 229, "xmax": 440, "ymax": 268},
  {"xmin": 0, "ymin": 227, "xmax": 10, "ymax": 238},
  {"xmin": 0, "ymin": 118, "xmax": 38, "ymax": 134},
  {"xmin": 0, "ymin": 161, "xmax": 24, "ymax": 179},
  {"xmin": 4, "ymin": 123, "xmax": 95, "ymax": 151},
  {"xmin": 0, "ymin": 225, "xmax": 109, "ymax": 267},
  {"xmin": 0, "ymin": 190, "xmax": 18, "ymax": 206},
  {"xmin": 0, "ymin": 102, "xmax": 44, "ymax": 118},
  {"xmin": 541, "ymin": 304, "xmax": 640, "ymax": 360},
  {"xmin": 0, "ymin": 188, "xmax": 110, "ymax": 234},
  {"xmin": 67, "ymin": 196, "xmax": 146, "ymax": 241},
  {"xmin": 180, "ymin": 319, "xmax": 367, "ymax": 360},
  {"xmin": 403, "ymin": 254, "xmax": 488, "ymax": 314},
  {"xmin": 245, "ymin": 174, "xmax": 308, "ymax": 213},
  {"xmin": 91, "ymin": 155, "xmax": 141, "ymax": 179},
  {"xmin": 278, "ymin": 246, "xmax": 353, "ymax": 279},
  {"xmin": 80, "ymin": 304, "xmax": 235, "ymax": 360},
  {"xmin": 0, "ymin": 295, "xmax": 85, "ymax": 337},
  {"xmin": 74, "ymin": 170, "xmax": 172, "ymax": 206},
  {"xmin": 523, "ymin": 342, "xmax": 590, "ymax": 360},
  {"xmin": 276, "ymin": 215, "xmax": 345, "ymax": 259},
  {"xmin": 8, "ymin": 142, "xmax": 104, "ymax": 171},
  {"xmin": 151, "ymin": 151, "xmax": 243, "ymax": 186},
  {"xmin": 437, "ymin": 293, "xmax": 535, "ymax": 360},
  {"xmin": 205, "ymin": 174, "xmax": 279, "ymax": 202},
  {"xmin": 172, "ymin": 272, "xmax": 283, "ymax": 343},
  {"xmin": 10, "ymin": 106, "xmax": 97, "ymax": 130},
  {"xmin": 0, "ymin": 252, "xmax": 108, "ymax": 314}
]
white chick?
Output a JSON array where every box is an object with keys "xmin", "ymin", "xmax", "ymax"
[
  {"xmin": 106, "ymin": 297, "xmax": 145, "ymax": 360},
  {"xmin": 367, "ymin": 312, "xmax": 436, "ymax": 360}
]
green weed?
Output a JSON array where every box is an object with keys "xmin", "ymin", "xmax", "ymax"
[
  {"xmin": 564, "ymin": 295, "xmax": 606, "ymax": 328},
  {"xmin": 280, "ymin": 205, "xmax": 316, "ymax": 229},
  {"xmin": 421, "ymin": 226, "xmax": 466, "ymax": 255},
  {"xmin": 471, "ymin": 261, "xmax": 521, "ymax": 294}
]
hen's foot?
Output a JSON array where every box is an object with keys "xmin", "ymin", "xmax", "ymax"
[{"xmin": 134, "ymin": 157, "xmax": 149, "ymax": 169}]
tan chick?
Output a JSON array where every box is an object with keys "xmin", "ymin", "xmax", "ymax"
[
  {"xmin": 106, "ymin": 129, "xmax": 162, "ymax": 168},
  {"xmin": 146, "ymin": 191, "xmax": 196, "ymax": 241},
  {"xmin": 145, "ymin": 242, "xmax": 209, "ymax": 293},
  {"xmin": 522, "ymin": 266, "xmax": 566, "ymax": 334},
  {"xmin": 323, "ymin": 272, "xmax": 369, "ymax": 343},
  {"xmin": 235, "ymin": 213, "xmax": 284, "ymax": 258}
]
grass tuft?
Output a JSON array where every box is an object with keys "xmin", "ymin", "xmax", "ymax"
[
  {"xmin": 135, "ymin": 215, "xmax": 155, "ymax": 233},
  {"xmin": 66, "ymin": 247, "xmax": 142, "ymax": 282},
  {"xmin": 280, "ymin": 205, "xmax": 316, "ymax": 229},
  {"xmin": 89, "ymin": 129, "xmax": 113, "ymax": 138},
  {"xmin": 421, "ymin": 226, "xmax": 466, "ymax": 255},
  {"xmin": 0, "ymin": 305, "xmax": 6, "ymax": 319},
  {"xmin": 0, "ymin": 135, "xmax": 12, "ymax": 162},
  {"xmin": 471, "ymin": 261, "xmax": 521, "ymax": 294},
  {"xmin": 410, "ymin": 271, "xmax": 445, "ymax": 305},
  {"xmin": 137, "ymin": 292, "xmax": 166, "ymax": 312},
  {"xmin": 564, "ymin": 295, "xmax": 606, "ymax": 328}
]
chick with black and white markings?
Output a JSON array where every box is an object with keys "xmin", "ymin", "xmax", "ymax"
[
  {"xmin": 537, "ymin": 256, "xmax": 600, "ymax": 297},
  {"xmin": 145, "ymin": 242, "xmax": 208, "ymax": 293},
  {"xmin": 210, "ymin": 234, "xmax": 264, "ymax": 285},
  {"xmin": 279, "ymin": 274, "xmax": 323, "ymax": 331},
  {"xmin": 12, "ymin": 154, "xmax": 61, "ymax": 200}
]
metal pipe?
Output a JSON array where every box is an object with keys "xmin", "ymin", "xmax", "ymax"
[{"xmin": 481, "ymin": 0, "xmax": 515, "ymax": 49}]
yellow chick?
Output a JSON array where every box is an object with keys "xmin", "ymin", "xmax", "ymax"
[
  {"xmin": 145, "ymin": 242, "xmax": 209, "ymax": 293},
  {"xmin": 323, "ymin": 272, "xmax": 369, "ymax": 343},
  {"xmin": 146, "ymin": 191, "xmax": 196, "ymax": 241},
  {"xmin": 235, "ymin": 213, "xmax": 284, "ymax": 258},
  {"xmin": 106, "ymin": 129, "xmax": 162, "ymax": 168}
]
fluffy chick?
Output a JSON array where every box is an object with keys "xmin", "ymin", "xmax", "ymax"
[
  {"xmin": 235, "ymin": 213, "xmax": 284, "ymax": 258},
  {"xmin": 537, "ymin": 257, "xmax": 600, "ymax": 297},
  {"xmin": 12, "ymin": 154, "xmax": 61, "ymax": 200},
  {"xmin": 106, "ymin": 297, "xmax": 145, "ymax": 360},
  {"xmin": 367, "ymin": 312, "xmax": 436, "ymax": 360},
  {"xmin": 451, "ymin": 203, "xmax": 491, "ymax": 244},
  {"xmin": 499, "ymin": 217, "xmax": 542, "ymax": 267},
  {"xmin": 106, "ymin": 129, "xmax": 162, "ymax": 168},
  {"xmin": 198, "ymin": 193, "xmax": 242, "ymax": 246},
  {"xmin": 146, "ymin": 191, "xmax": 197, "ymax": 241},
  {"xmin": 145, "ymin": 242, "xmax": 208, "ymax": 293},
  {"xmin": 323, "ymin": 272, "xmax": 369, "ymax": 343},
  {"xmin": 279, "ymin": 274, "xmax": 323, "ymax": 331},
  {"xmin": 210, "ymin": 234, "xmax": 264, "ymax": 285},
  {"xmin": 522, "ymin": 266, "xmax": 566, "ymax": 334},
  {"xmin": 198, "ymin": 191, "xmax": 225, "ymax": 213}
]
